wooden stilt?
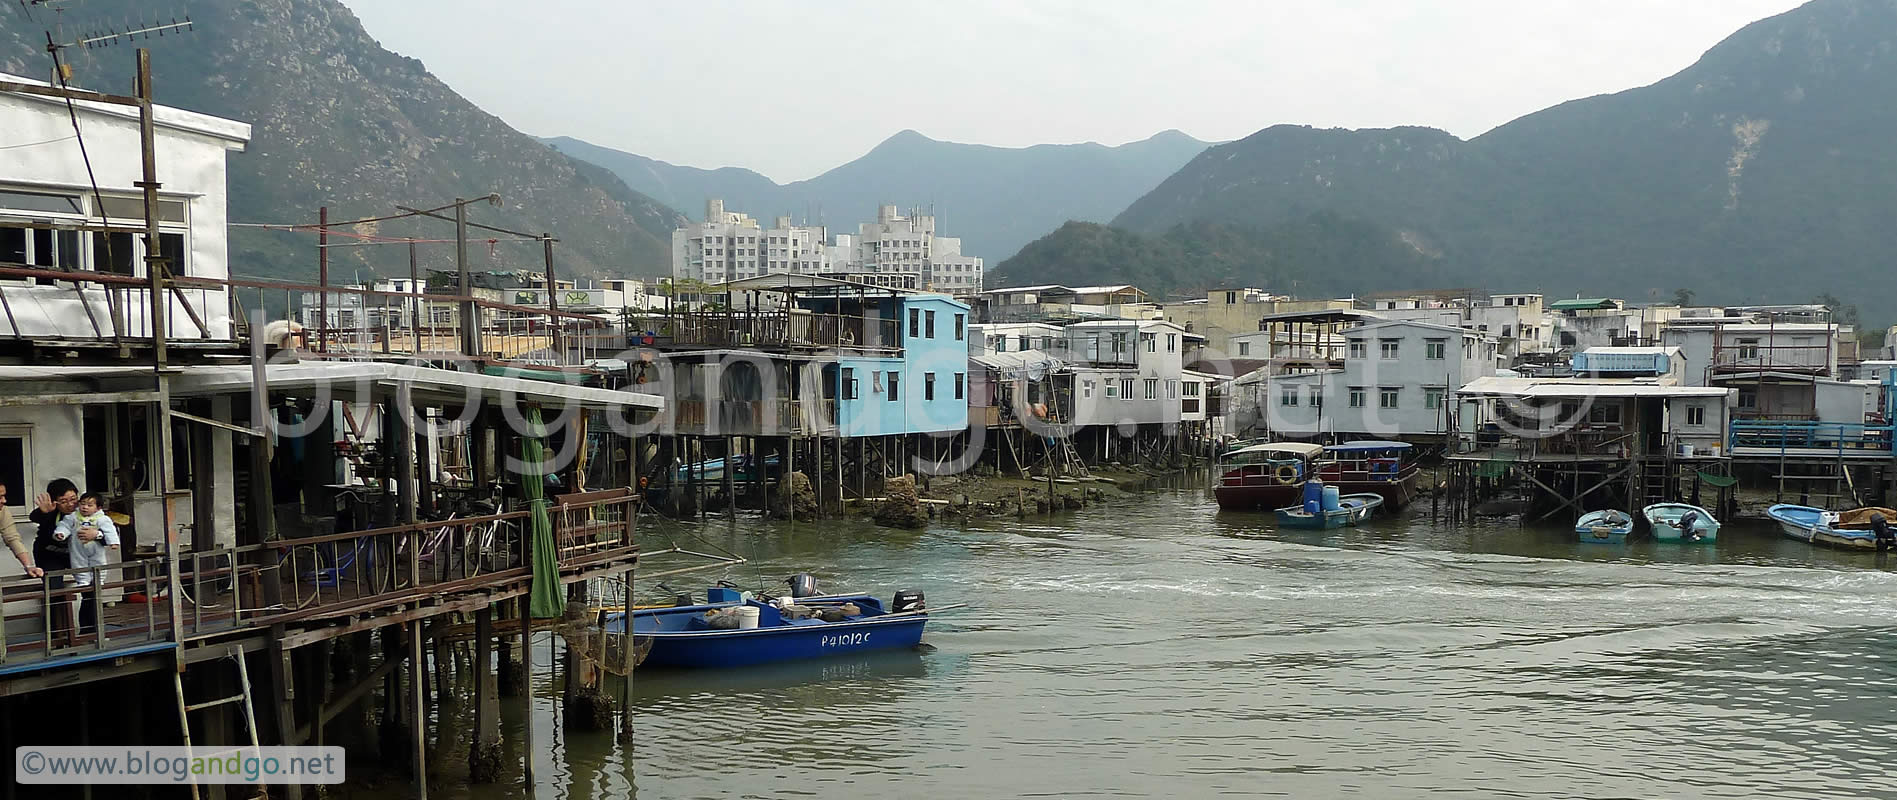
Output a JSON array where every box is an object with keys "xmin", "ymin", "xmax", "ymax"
[
  {"xmin": 519, "ymin": 594, "xmax": 535, "ymax": 794},
  {"xmin": 469, "ymin": 607, "xmax": 500, "ymax": 782},
  {"xmin": 409, "ymin": 618, "xmax": 427, "ymax": 800}
]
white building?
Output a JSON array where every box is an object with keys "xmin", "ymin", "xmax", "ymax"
[
  {"xmin": 1374, "ymin": 293, "xmax": 1549, "ymax": 358},
  {"xmin": 847, "ymin": 205, "xmax": 983, "ymax": 294},
  {"xmin": 671, "ymin": 199, "xmax": 831, "ymax": 284},
  {"xmin": 1247, "ymin": 320, "xmax": 1497, "ymax": 440},
  {"xmin": 0, "ymin": 74, "xmax": 251, "ymax": 577},
  {"xmin": 1063, "ymin": 319, "xmax": 1187, "ymax": 428}
]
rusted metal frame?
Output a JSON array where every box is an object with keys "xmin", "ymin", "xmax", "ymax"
[{"xmin": 0, "ymin": 79, "xmax": 142, "ymax": 106}]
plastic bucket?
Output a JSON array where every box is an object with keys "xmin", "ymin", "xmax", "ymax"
[
  {"xmin": 734, "ymin": 606, "xmax": 760, "ymax": 630},
  {"xmin": 1321, "ymin": 485, "xmax": 1342, "ymax": 512}
]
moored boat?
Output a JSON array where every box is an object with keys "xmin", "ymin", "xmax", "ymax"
[
  {"xmin": 613, "ymin": 585, "xmax": 934, "ymax": 668},
  {"xmin": 1575, "ymin": 509, "xmax": 1634, "ymax": 543},
  {"xmin": 1767, "ymin": 504, "xmax": 1886, "ymax": 550},
  {"xmin": 1642, "ymin": 503, "xmax": 1720, "ymax": 543},
  {"xmin": 1274, "ymin": 492, "xmax": 1383, "ymax": 529},
  {"xmin": 1320, "ymin": 441, "xmax": 1421, "ymax": 510},
  {"xmin": 1213, "ymin": 442, "xmax": 1328, "ymax": 511}
]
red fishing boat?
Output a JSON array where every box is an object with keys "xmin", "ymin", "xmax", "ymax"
[{"xmin": 1212, "ymin": 442, "xmax": 1328, "ymax": 511}]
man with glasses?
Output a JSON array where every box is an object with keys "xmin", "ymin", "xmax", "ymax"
[{"xmin": 30, "ymin": 479, "xmax": 81, "ymax": 640}]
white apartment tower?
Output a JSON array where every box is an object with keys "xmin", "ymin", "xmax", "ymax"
[
  {"xmin": 671, "ymin": 200, "xmax": 983, "ymax": 293},
  {"xmin": 671, "ymin": 199, "xmax": 830, "ymax": 284},
  {"xmin": 851, "ymin": 205, "xmax": 984, "ymax": 293}
]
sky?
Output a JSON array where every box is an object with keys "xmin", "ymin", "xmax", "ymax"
[{"xmin": 340, "ymin": 0, "xmax": 1806, "ymax": 183}]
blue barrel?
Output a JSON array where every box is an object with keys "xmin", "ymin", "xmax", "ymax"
[
  {"xmin": 1321, "ymin": 485, "xmax": 1342, "ymax": 512},
  {"xmin": 1302, "ymin": 481, "xmax": 1323, "ymax": 513}
]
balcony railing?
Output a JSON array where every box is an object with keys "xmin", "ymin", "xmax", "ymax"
[
  {"xmin": 1730, "ymin": 420, "xmax": 1895, "ymax": 455},
  {"xmin": 0, "ymin": 492, "xmax": 639, "ymax": 670},
  {"xmin": 625, "ymin": 311, "xmax": 900, "ymax": 352},
  {"xmin": 669, "ymin": 397, "xmax": 837, "ymax": 435}
]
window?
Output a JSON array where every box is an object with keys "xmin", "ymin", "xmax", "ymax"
[
  {"xmin": 992, "ymin": 335, "xmax": 1006, "ymax": 353},
  {"xmin": 954, "ymin": 372, "xmax": 965, "ymax": 400},
  {"xmin": 1120, "ymin": 378, "xmax": 1135, "ymax": 400},
  {"xmin": 1379, "ymin": 339, "xmax": 1400, "ymax": 359},
  {"xmin": 954, "ymin": 313, "xmax": 965, "ymax": 341},
  {"xmin": 1425, "ymin": 339, "xmax": 1446, "ymax": 360},
  {"xmin": 1737, "ymin": 338, "xmax": 1761, "ymax": 360},
  {"xmin": 1166, "ymin": 333, "xmax": 1177, "ymax": 352},
  {"xmin": 1141, "ymin": 332, "xmax": 1157, "ymax": 352},
  {"xmin": 1349, "ymin": 388, "xmax": 1367, "ymax": 408},
  {"xmin": 1183, "ymin": 382, "xmax": 1201, "ymax": 397},
  {"xmin": 1143, "ymin": 378, "xmax": 1159, "ymax": 400},
  {"xmin": 842, "ymin": 367, "xmax": 858, "ymax": 400},
  {"xmin": 1167, "ymin": 380, "xmax": 1178, "ymax": 399},
  {"xmin": 1111, "ymin": 332, "xmax": 1128, "ymax": 354},
  {"xmin": 1348, "ymin": 340, "xmax": 1367, "ymax": 359},
  {"xmin": 0, "ymin": 426, "xmax": 30, "ymax": 511},
  {"xmin": 888, "ymin": 373, "xmax": 901, "ymax": 402},
  {"xmin": 1225, "ymin": 291, "xmax": 1236, "ymax": 304},
  {"xmin": 92, "ymin": 232, "xmax": 136, "ymax": 274},
  {"xmin": 1587, "ymin": 403, "xmax": 1622, "ymax": 425},
  {"xmin": 1686, "ymin": 405, "xmax": 1706, "ymax": 426},
  {"xmin": 909, "ymin": 308, "xmax": 920, "ymax": 338},
  {"xmin": 1082, "ymin": 379, "xmax": 1094, "ymax": 399},
  {"xmin": 1424, "ymin": 387, "xmax": 1445, "ymax": 409},
  {"xmin": 1280, "ymin": 387, "xmax": 1300, "ymax": 406},
  {"xmin": 1379, "ymin": 388, "xmax": 1400, "ymax": 409},
  {"xmin": 1104, "ymin": 380, "xmax": 1118, "ymax": 399},
  {"xmin": 925, "ymin": 310, "xmax": 936, "ymax": 338},
  {"xmin": 1018, "ymin": 334, "xmax": 1032, "ymax": 351},
  {"xmin": 1237, "ymin": 341, "xmax": 1251, "ymax": 356},
  {"xmin": 924, "ymin": 372, "xmax": 936, "ymax": 401}
]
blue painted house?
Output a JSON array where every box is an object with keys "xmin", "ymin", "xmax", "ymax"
[{"xmin": 814, "ymin": 293, "xmax": 971, "ymax": 436}]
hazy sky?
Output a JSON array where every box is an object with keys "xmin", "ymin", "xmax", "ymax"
[{"xmin": 341, "ymin": 0, "xmax": 1805, "ymax": 183}]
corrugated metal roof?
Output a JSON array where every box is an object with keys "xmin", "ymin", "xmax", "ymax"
[
  {"xmin": 1549, "ymin": 298, "xmax": 1620, "ymax": 310},
  {"xmin": 1459, "ymin": 376, "xmax": 1728, "ymax": 398}
]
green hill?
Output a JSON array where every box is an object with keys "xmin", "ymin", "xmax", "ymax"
[
  {"xmin": 0, "ymin": 0, "xmax": 683, "ymax": 284},
  {"xmin": 1019, "ymin": 0, "xmax": 1897, "ymax": 312}
]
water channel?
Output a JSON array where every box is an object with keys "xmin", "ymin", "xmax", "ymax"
[{"xmin": 420, "ymin": 484, "xmax": 1897, "ymax": 799}]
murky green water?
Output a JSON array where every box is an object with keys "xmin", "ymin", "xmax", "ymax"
[{"xmin": 419, "ymin": 484, "xmax": 1897, "ymax": 799}]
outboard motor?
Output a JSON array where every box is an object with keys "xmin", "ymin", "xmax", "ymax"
[
  {"xmin": 786, "ymin": 573, "xmax": 819, "ymax": 598},
  {"xmin": 892, "ymin": 589, "xmax": 925, "ymax": 614}
]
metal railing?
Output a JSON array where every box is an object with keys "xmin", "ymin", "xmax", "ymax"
[
  {"xmin": 623, "ymin": 311, "xmax": 901, "ymax": 352},
  {"xmin": 0, "ymin": 554, "xmax": 176, "ymax": 664},
  {"xmin": 1730, "ymin": 420, "xmax": 1895, "ymax": 455}
]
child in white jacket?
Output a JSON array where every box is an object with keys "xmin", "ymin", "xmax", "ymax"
[{"xmin": 55, "ymin": 493, "xmax": 119, "ymax": 586}]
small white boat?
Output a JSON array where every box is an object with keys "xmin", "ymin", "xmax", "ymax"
[{"xmin": 1642, "ymin": 503, "xmax": 1719, "ymax": 543}]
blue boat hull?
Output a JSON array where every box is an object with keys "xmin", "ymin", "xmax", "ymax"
[
  {"xmin": 1767, "ymin": 504, "xmax": 1878, "ymax": 551},
  {"xmin": 1575, "ymin": 510, "xmax": 1634, "ymax": 543},
  {"xmin": 629, "ymin": 616, "xmax": 928, "ymax": 668}
]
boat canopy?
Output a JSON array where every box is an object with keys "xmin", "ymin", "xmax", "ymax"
[
  {"xmin": 1225, "ymin": 442, "xmax": 1325, "ymax": 460},
  {"xmin": 1328, "ymin": 440, "xmax": 1413, "ymax": 452}
]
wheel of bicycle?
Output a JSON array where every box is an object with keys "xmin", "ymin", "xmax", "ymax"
[
  {"xmin": 366, "ymin": 536, "xmax": 397, "ymax": 595},
  {"xmin": 280, "ymin": 544, "xmax": 329, "ymax": 611},
  {"xmin": 482, "ymin": 518, "xmax": 521, "ymax": 573}
]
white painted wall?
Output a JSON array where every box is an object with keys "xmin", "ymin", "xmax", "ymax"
[{"xmin": 0, "ymin": 75, "xmax": 248, "ymax": 339}]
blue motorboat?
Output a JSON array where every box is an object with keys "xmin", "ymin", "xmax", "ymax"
[
  {"xmin": 611, "ymin": 586, "xmax": 932, "ymax": 668},
  {"xmin": 1275, "ymin": 493, "xmax": 1383, "ymax": 529},
  {"xmin": 1766, "ymin": 504, "xmax": 1886, "ymax": 551},
  {"xmin": 1575, "ymin": 509, "xmax": 1634, "ymax": 543}
]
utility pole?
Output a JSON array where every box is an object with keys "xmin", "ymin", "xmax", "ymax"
[
  {"xmin": 317, "ymin": 205, "xmax": 328, "ymax": 353},
  {"xmin": 542, "ymin": 233, "xmax": 562, "ymax": 362},
  {"xmin": 456, "ymin": 198, "xmax": 478, "ymax": 357}
]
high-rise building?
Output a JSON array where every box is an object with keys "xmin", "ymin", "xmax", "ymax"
[
  {"xmin": 849, "ymin": 205, "xmax": 983, "ymax": 293},
  {"xmin": 669, "ymin": 200, "xmax": 983, "ymax": 293},
  {"xmin": 671, "ymin": 199, "xmax": 830, "ymax": 284}
]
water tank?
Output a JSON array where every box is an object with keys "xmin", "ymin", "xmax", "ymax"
[
  {"xmin": 1321, "ymin": 485, "xmax": 1342, "ymax": 512},
  {"xmin": 1302, "ymin": 481, "xmax": 1324, "ymax": 514}
]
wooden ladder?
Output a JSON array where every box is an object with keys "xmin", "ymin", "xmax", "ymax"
[{"xmin": 171, "ymin": 646, "xmax": 263, "ymax": 800}]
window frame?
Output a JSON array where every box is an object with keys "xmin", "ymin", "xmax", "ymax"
[{"xmin": 1378, "ymin": 387, "xmax": 1400, "ymax": 409}]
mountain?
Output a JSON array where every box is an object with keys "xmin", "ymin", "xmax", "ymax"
[
  {"xmin": 1002, "ymin": 216, "xmax": 1445, "ymax": 297},
  {"xmin": 546, "ymin": 129, "xmax": 1211, "ymax": 262},
  {"xmin": 1016, "ymin": 0, "xmax": 1897, "ymax": 313},
  {"xmin": 0, "ymin": 0, "xmax": 684, "ymax": 285}
]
